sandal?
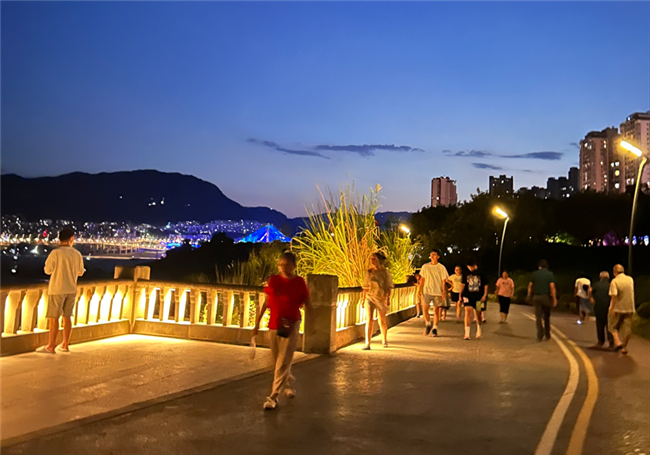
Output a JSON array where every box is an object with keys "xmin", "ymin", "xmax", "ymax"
[{"xmin": 361, "ymin": 345, "xmax": 371, "ymax": 351}]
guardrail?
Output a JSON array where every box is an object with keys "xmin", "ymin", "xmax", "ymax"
[{"xmin": 1, "ymin": 272, "xmax": 416, "ymax": 356}]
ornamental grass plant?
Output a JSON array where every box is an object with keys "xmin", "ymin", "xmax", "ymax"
[{"xmin": 293, "ymin": 183, "xmax": 416, "ymax": 287}]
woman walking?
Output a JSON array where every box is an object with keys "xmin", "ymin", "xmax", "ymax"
[
  {"xmin": 495, "ymin": 270, "xmax": 515, "ymax": 323},
  {"xmin": 362, "ymin": 252, "xmax": 394, "ymax": 350},
  {"xmin": 253, "ymin": 251, "xmax": 311, "ymax": 410},
  {"xmin": 449, "ymin": 265, "xmax": 464, "ymax": 321}
]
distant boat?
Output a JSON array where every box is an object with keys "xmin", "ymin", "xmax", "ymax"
[{"xmin": 236, "ymin": 224, "xmax": 291, "ymax": 243}]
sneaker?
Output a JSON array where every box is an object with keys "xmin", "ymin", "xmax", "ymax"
[
  {"xmin": 285, "ymin": 388, "xmax": 296, "ymax": 399},
  {"xmin": 361, "ymin": 345, "xmax": 371, "ymax": 351},
  {"xmin": 36, "ymin": 346, "xmax": 55, "ymax": 355},
  {"xmin": 263, "ymin": 396, "xmax": 277, "ymax": 410},
  {"xmin": 463, "ymin": 335, "xmax": 470, "ymax": 340},
  {"xmin": 424, "ymin": 324, "xmax": 432, "ymax": 336},
  {"xmin": 56, "ymin": 345, "xmax": 70, "ymax": 353},
  {"xmin": 432, "ymin": 328, "xmax": 438, "ymax": 337}
]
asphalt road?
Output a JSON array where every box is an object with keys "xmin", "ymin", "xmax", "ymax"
[{"xmin": 3, "ymin": 304, "xmax": 649, "ymax": 455}]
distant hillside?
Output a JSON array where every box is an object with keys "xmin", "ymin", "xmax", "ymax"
[{"xmin": 1, "ymin": 170, "xmax": 289, "ymax": 226}]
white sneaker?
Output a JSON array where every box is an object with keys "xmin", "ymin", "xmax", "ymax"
[
  {"xmin": 263, "ymin": 396, "xmax": 277, "ymax": 410},
  {"xmin": 285, "ymin": 388, "xmax": 296, "ymax": 399}
]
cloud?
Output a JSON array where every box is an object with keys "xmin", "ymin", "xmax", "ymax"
[
  {"xmin": 520, "ymin": 169, "xmax": 540, "ymax": 173},
  {"xmin": 500, "ymin": 151, "xmax": 563, "ymax": 160},
  {"xmin": 454, "ymin": 150, "xmax": 492, "ymax": 158},
  {"xmin": 314, "ymin": 144, "xmax": 425, "ymax": 157},
  {"xmin": 247, "ymin": 138, "xmax": 330, "ymax": 159},
  {"xmin": 569, "ymin": 142, "xmax": 580, "ymax": 149},
  {"xmin": 472, "ymin": 163, "xmax": 503, "ymax": 170}
]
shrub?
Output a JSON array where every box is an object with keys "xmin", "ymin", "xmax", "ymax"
[{"xmin": 636, "ymin": 302, "xmax": 650, "ymax": 319}]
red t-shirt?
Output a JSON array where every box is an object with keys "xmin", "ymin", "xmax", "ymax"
[{"xmin": 264, "ymin": 274, "xmax": 309, "ymax": 330}]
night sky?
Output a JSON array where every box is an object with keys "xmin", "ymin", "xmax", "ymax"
[{"xmin": 2, "ymin": 2, "xmax": 649, "ymax": 217}]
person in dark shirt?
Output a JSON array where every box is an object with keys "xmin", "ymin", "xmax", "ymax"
[
  {"xmin": 590, "ymin": 271, "xmax": 613, "ymax": 348},
  {"xmin": 527, "ymin": 259, "xmax": 557, "ymax": 342},
  {"xmin": 460, "ymin": 259, "xmax": 488, "ymax": 340}
]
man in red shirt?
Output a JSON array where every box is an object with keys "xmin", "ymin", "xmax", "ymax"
[{"xmin": 253, "ymin": 251, "xmax": 311, "ymax": 410}]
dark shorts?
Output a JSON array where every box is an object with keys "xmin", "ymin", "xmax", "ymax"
[
  {"xmin": 498, "ymin": 296, "xmax": 511, "ymax": 314},
  {"xmin": 464, "ymin": 294, "xmax": 482, "ymax": 309},
  {"xmin": 450, "ymin": 292, "xmax": 460, "ymax": 304}
]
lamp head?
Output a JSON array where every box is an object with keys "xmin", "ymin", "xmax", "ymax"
[
  {"xmin": 620, "ymin": 140, "xmax": 643, "ymax": 157},
  {"xmin": 400, "ymin": 225, "xmax": 410, "ymax": 234},
  {"xmin": 494, "ymin": 207, "xmax": 509, "ymax": 219}
]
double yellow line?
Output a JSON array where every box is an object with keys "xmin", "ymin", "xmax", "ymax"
[{"xmin": 525, "ymin": 315, "xmax": 599, "ymax": 455}]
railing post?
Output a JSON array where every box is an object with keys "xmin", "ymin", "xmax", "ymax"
[
  {"xmin": 223, "ymin": 290, "xmax": 234, "ymax": 326},
  {"xmin": 304, "ymin": 274, "xmax": 338, "ymax": 354}
]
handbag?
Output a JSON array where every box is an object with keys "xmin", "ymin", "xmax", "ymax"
[{"xmin": 277, "ymin": 318, "xmax": 293, "ymax": 338}]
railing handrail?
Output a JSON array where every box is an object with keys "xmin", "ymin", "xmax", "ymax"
[
  {"xmin": 0, "ymin": 278, "xmax": 134, "ymax": 292},
  {"xmin": 138, "ymin": 280, "xmax": 264, "ymax": 292},
  {"xmin": 338, "ymin": 282, "xmax": 415, "ymax": 293}
]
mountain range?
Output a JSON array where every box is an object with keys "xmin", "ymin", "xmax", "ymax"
[{"xmin": 1, "ymin": 170, "xmax": 412, "ymax": 231}]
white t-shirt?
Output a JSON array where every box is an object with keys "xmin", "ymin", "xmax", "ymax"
[
  {"xmin": 575, "ymin": 277, "xmax": 591, "ymax": 299},
  {"xmin": 420, "ymin": 262, "xmax": 449, "ymax": 296},
  {"xmin": 609, "ymin": 273, "xmax": 635, "ymax": 314},
  {"xmin": 44, "ymin": 246, "xmax": 85, "ymax": 295}
]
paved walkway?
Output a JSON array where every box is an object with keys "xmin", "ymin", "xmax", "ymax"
[
  {"xmin": 1, "ymin": 334, "xmax": 314, "ymax": 443},
  {"xmin": 2, "ymin": 305, "xmax": 649, "ymax": 455}
]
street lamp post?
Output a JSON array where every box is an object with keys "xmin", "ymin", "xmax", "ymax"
[
  {"xmin": 494, "ymin": 207, "xmax": 509, "ymax": 275},
  {"xmin": 399, "ymin": 225, "xmax": 410, "ymax": 235},
  {"xmin": 620, "ymin": 140, "xmax": 647, "ymax": 274}
]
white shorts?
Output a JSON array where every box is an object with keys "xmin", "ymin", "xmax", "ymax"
[{"xmin": 423, "ymin": 295, "xmax": 444, "ymax": 308}]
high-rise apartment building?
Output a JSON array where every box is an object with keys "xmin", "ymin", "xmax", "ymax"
[
  {"xmin": 431, "ymin": 177, "xmax": 457, "ymax": 207},
  {"xmin": 619, "ymin": 112, "xmax": 650, "ymax": 190},
  {"xmin": 489, "ymin": 175, "xmax": 513, "ymax": 197},
  {"xmin": 547, "ymin": 167, "xmax": 579, "ymax": 200},
  {"xmin": 579, "ymin": 128, "xmax": 618, "ymax": 192}
]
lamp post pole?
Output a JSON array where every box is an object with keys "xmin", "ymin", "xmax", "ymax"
[
  {"xmin": 498, "ymin": 216, "xmax": 509, "ymax": 276},
  {"xmin": 628, "ymin": 156, "xmax": 647, "ymax": 274}
]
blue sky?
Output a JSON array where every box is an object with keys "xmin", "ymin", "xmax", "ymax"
[{"xmin": 2, "ymin": 1, "xmax": 649, "ymax": 217}]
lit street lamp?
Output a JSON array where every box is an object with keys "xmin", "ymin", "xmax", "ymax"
[
  {"xmin": 400, "ymin": 225, "xmax": 411, "ymax": 235},
  {"xmin": 620, "ymin": 140, "xmax": 647, "ymax": 274},
  {"xmin": 494, "ymin": 207, "xmax": 509, "ymax": 275}
]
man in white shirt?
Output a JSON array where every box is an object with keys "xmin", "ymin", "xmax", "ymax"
[
  {"xmin": 419, "ymin": 249, "xmax": 449, "ymax": 337},
  {"xmin": 37, "ymin": 228, "xmax": 85, "ymax": 354},
  {"xmin": 608, "ymin": 264, "xmax": 636, "ymax": 354}
]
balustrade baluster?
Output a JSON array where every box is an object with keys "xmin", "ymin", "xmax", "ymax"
[
  {"xmin": 240, "ymin": 292, "xmax": 250, "ymax": 328},
  {"xmin": 207, "ymin": 290, "xmax": 217, "ymax": 325},
  {"xmin": 223, "ymin": 290, "xmax": 234, "ymax": 326},
  {"xmin": 1, "ymin": 290, "xmax": 9, "ymax": 335},
  {"xmin": 4, "ymin": 291, "xmax": 23, "ymax": 334},
  {"xmin": 21, "ymin": 290, "xmax": 41, "ymax": 333},
  {"xmin": 190, "ymin": 289, "xmax": 200, "ymax": 324}
]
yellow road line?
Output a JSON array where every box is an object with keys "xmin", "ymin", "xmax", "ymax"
[
  {"xmin": 525, "ymin": 312, "xmax": 600, "ymax": 455},
  {"xmin": 557, "ymin": 334, "xmax": 600, "ymax": 455},
  {"xmin": 525, "ymin": 314, "xmax": 580, "ymax": 455}
]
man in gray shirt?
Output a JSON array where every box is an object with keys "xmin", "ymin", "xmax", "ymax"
[
  {"xmin": 609, "ymin": 264, "xmax": 636, "ymax": 355},
  {"xmin": 37, "ymin": 228, "xmax": 85, "ymax": 354}
]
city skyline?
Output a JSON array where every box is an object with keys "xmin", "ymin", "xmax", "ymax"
[{"xmin": 2, "ymin": 2, "xmax": 649, "ymax": 217}]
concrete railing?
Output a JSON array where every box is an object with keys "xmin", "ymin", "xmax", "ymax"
[
  {"xmin": 1, "ymin": 271, "xmax": 416, "ymax": 356},
  {"xmin": 1, "ymin": 279, "xmax": 135, "ymax": 355}
]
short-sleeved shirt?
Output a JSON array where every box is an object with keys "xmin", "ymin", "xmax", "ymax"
[
  {"xmin": 420, "ymin": 262, "xmax": 449, "ymax": 296},
  {"xmin": 575, "ymin": 278, "xmax": 591, "ymax": 299},
  {"xmin": 609, "ymin": 274, "xmax": 635, "ymax": 314},
  {"xmin": 531, "ymin": 269, "xmax": 555, "ymax": 296},
  {"xmin": 44, "ymin": 246, "xmax": 85, "ymax": 295},
  {"xmin": 462, "ymin": 268, "xmax": 487, "ymax": 301},
  {"xmin": 496, "ymin": 277, "xmax": 515, "ymax": 298},
  {"xmin": 449, "ymin": 274, "xmax": 463, "ymax": 293},
  {"xmin": 363, "ymin": 267, "xmax": 394, "ymax": 306},
  {"xmin": 591, "ymin": 280, "xmax": 610, "ymax": 315},
  {"xmin": 264, "ymin": 274, "xmax": 309, "ymax": 330}
]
